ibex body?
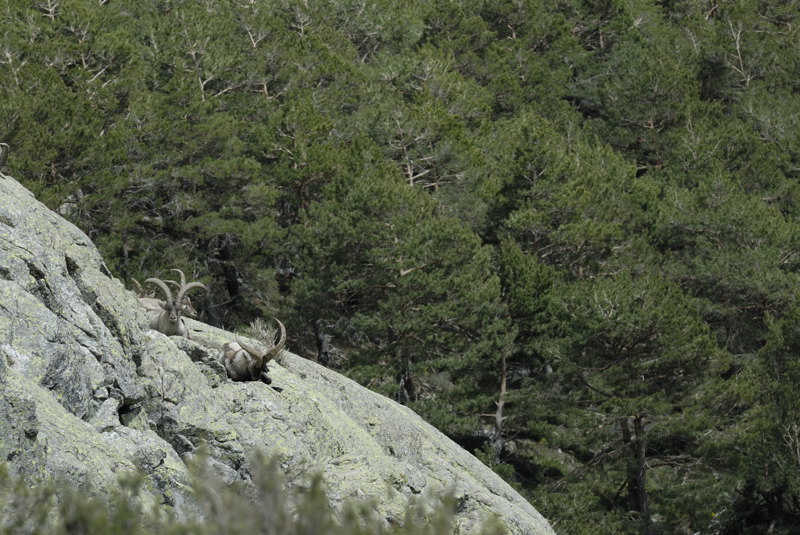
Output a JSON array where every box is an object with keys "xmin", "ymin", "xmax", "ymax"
[{"xmin": 222, "ymin": 319, "xmax": 286, "ymax": 383}]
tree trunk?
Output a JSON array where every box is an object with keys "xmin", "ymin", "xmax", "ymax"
[
  {"xmin": 314, "ymin": 319, "xmax": 331, "ymax": 366},
  {"xmin": 395, "ymin": 347, "xmax": 416, "ymax": 405},
  {"xmin": 491, "ymin": 353, "xmax": 508, "ymax": 462},
  {"xmin": 120, "ymin": 231, "xmax": 130, "ymax": 282},
  {"xmin": 620, "ymin": 415, "xmax": 649, "ymax": 517}
]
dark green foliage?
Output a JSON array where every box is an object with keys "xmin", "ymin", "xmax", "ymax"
[
  {"xmin": 292, "ymin": 168, "xmax": 513, "ymax": 436},
  {"xmin": 3, "ymin": 0, "xmax": 800, "ymax": 531}
]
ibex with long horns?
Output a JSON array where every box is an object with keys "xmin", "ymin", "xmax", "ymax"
[
  {"xmin": 139, "ymin": 269, "xmax": 207, "ymax": 339},
  {"xmin": 221, "ymin": 318, "xmax": 286, "ymax": 383}
]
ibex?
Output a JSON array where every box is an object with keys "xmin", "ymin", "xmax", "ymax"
[
  {"xmin": 140, "ymin": 269, "xmax": 207, "ymax": 338},
  {"xmin": 221, "ymin": 318, "xmax": 286, "ymax": 383}
]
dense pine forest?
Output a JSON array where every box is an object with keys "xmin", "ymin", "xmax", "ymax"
[{"xmin": 2, "ymin": 0, "xmax": 799, "ymax": 533}]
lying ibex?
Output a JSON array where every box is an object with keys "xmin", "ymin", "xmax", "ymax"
[
  {"xmin": 222, "ymin": 318, "xmax": 286, "ymax": 383},
  {"xmin": 140, "ymin": 269, "xmax": 207, "ymax": 338}
]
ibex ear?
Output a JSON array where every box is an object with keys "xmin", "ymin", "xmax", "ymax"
[{"xmin": 160, "ymin": 301, "xmax": 168, "ymax": 310}]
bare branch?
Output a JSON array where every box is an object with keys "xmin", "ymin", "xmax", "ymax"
[{"xmin": 37, "ymin": 0, "xmax": 59, "ymax": 19}]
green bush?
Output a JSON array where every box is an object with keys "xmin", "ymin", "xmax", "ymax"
[{"xmin": 0, "ymin": 457, "xmax": 506, "ymax": 535}]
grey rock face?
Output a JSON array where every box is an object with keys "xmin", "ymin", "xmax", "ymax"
[{"xmin": 0, "ymin": 175, "xmax": 555, "ymax": 534}]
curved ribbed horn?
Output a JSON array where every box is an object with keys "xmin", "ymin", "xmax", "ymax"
[
  {"xmin": 264, "ymin": 319, "xmax": 286, "ymax": 362},
  {"xmin": 130, "ymin": 278, "xmax": 144, "ymax": 295},
  {"xmin": 235, "ymin": 334, "xmax": 263, "ymax": 360},
  {"xmin": 169, "ymin": 268, "xmax": 187, "ymax": 287},
  {"xmin": 144, "ymin": 278, "xmax": 174, "ymax": 301},
  {"xmin": 176, "ymin": 281, "xmax": 207, "ymax": 304}
]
